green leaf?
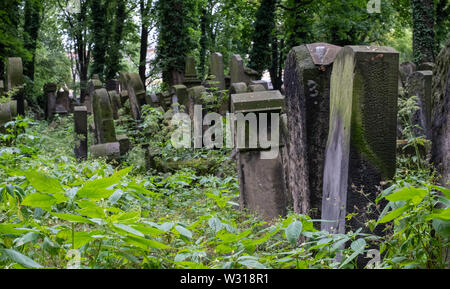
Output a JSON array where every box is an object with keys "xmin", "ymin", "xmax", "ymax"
[
  {"xmin": 76, "ymin": 167, "xmax": 131, "ymax": 200},
  {"xmin": 175, "ymin": 225, "xmax": 193, "ymax": 239},
  {"xmin": 386, "ymin": 186, "xmax": 427, "ymax": 205},
  {"xmin": 238, "ymin": 259, "xmax": 266, "ymax": 269},
  {"xmin": 378, "ymin": 205, "xmax": 409, "ymax": 224},
  {"xmin": 124, "ymin": 235, "xmax": 172, "ymax": 250},
  {"xmin": 432, "ymin": 219, "xmax": 450, "ymax": 237},
  {"xmin": 112, "ymin": 224, "xmax": 144, "ymax": 237},
  {"xmin": 285, "ymin": 220, "xmax": 302, "ymax": 246},
  {"xmin": 76, "ymin": 207, "xmax": 105, "ymax": 219},
  {"xmin": 51, "ymin": 213, "xmax": 95, "ymax": 224},
  {"xmin": 21, "ymin": 193, "xmax": 56, "ymax": 209},
  {"xmin": 19, "ymin": 170, "xmax": 64, "ymax": 195},
  {"xmin": 1, "ymin": 249, "xmax": 43, "ymax": 269},
  {"xmin": 425, "ymin": 208, "xmax": 450, "ymax": 221}
]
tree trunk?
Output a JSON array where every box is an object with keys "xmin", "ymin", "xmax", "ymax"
[
  {"xmin": 412, "ymin": 0, "xmax": 435, "ymax": 64},
  {"xmin": 23, "ymin": 0, "xmax": 42, "ymax": 81},
  {"xmin": 139, "ymin": 0, "xmax": 151, "ymax": 87}
]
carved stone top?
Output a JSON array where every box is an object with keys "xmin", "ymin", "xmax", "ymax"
[{"xmin": 306, "ymin": 43, "xmax": 342, "ymax": 66}]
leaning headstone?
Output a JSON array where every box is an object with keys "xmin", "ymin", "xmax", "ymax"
[
  {"xmin": 74, "ymin": 106, "xmax": 88, "ymax": 160},
  {"xmin": 92, "ymin": 88, "xmax": 117, "ymax": 144},
  {"xmin": 407, "ymin": 70, "xmax": 433, "ymax": 139},
  {"xmin": 284, "ymin": 43, "xmax": 341, "ymax": 217},
  {"xmin": 230, "ymin": 54, "xmax": 246, "ymax": 84},
  {"xmin": 44, "ymin": 83, "xmax": 58, "ymax": 120},
  {"xmin": 210, "ymin": 52, "xmax": 226, "ymax": 90},
  {"xmin": 7, "ymin": 58, "xmax": 24, "ymax": 115},
  {"xmin": 90, "ymin": 142, "xmax": 121, "ymax": 161},
  {"xmin": 322, "ymin": 46, "xmax": 399, "ymax": 235},
  {"xmin": 431, "ymin": 39, "xmax": 450, "ymax": 188},
  {"xmin": 127, "ymin": 85, "xmax": 142, "ymax": 120},
  {"xmin": 127, "ymin": 73, "xmax": 146, "ymax": 106},
  {"xmin": 231, "ymin": 90, "xmax": 289, "ymax": 220},
  {"xmin": 184, "ymin": 56, "xmax": 202, "ymax": 88}
]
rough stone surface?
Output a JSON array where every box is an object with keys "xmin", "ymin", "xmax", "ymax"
[
  {"xmin": 90, "ymin": 142, "xmax": 121, "ymax": 160},
  {"xmin": 0, "ymin": 101, "xmax": 17, "ymax": 128},
  {"xmin": 127, "ymin": 73, "xmax": 146, "ymax": 106},
  {"xmin": 55, "ymin": 88, "xmax": 70, "ymax": 114},
  {"xmin": 210, "ymin": 52, "xmax": 226, "ymax": 90},
  {"xmin": 93, "ymin": 88, "xmax": 117, "ymax": 144},
  {"xmin": 400, "ymin": 61, "xmax": 416, "ymax": 85},
  {"xmin": 172, "ymin": 85, "xmax": 189, "ymax": 113},
  {"xmin": 247, "ymin": 84, "xmax": 266, "ymax": 92},
  {"xmin": 184, "ymin": 56, "xmax": 202, "ymax": 88},
  {"xmin": 7, "ymin": 57, "xmax": 24, "ymax": 115},
  {"xmin": 322, "ymin": 45, "xmax": 399, "ymax": 235},
  {"xmin": 0, "ymin": 80, "xmax": 4, "ymax": 95},
  {"xmin": 74, "ymin": 106, "xmax": 88, "ymax": 160},
  {"xmin": 250, "ymin": 80, "xmax": 269, "ymax": 90},
  {"xmin": 44, "ymin": 83, "xmax": 58, "ymax": 120},
  {"xmin": 407, "ymin": 70, "xmax": 433, "ymax": 139},
  {"xmin": 117, "ymin": 135, "xmax": 131, "ymax": 156},
  {"xmin": 108, "ymin": 91, "xmax": 121, "ymax": 120},
  {"xmin": 232, "ymin": 90, "xmax": 288, "ymax": 220},
  {"xmin": 418, "ymin": 62, "xmax": 435, "ymax": 71},
  {"xmin": 431, "ymin": 39, "xmax": 450, "ymax": 187},
  {"xmin": 284, "ymin": 44, "xmax": 339, "ymax": 218},
  {"xmin": 230, "ymin": 54, "xmax": 246, "ymax": 84}
]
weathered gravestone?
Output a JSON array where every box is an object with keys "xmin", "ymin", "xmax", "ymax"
[
  {"xmin": 0, "ymin": 101, "xmax": 17, "ymax": 130},
  {"xmin": 55, "ymin": 88, "xmax": 70, "ymax": 114},
  {"xmin": 44, "ymin": 83, "xmax": 58, "ymax": 120},
  {"xmin": 7, "ymin": 58, "xmax": 25, "ymax": 116},
  {"xmin": 248, "ymin": 84, "xmax": 266, "ymax": 92},
  {"xmin": 407, "ymin": 70, "xmax": 433, "ymax": 139},
  {"xmin": 74, "ymin": 106, "xmax": 88, "ymax": 160},
  {"xmin": 209, "ymin": 52, "xmax": 226, "ymax": 91},
  {"xmin": 187, "ymin": 86, "xmax": 207, "ymax": 117},
  {"xmin": 184, "ymin": 56, "xmax": 202, "ymax": 88},
  {"xmin": 230, "ymin": 55, "xmax": 246, "ymax": 85},
  {"xmin": 322, "ymin": 46, "xmax": 399, "ymax": 235},
  {"xmin": 106, "ymin": 79, "xmax": 120, "ymax": 94},
  {"xmin": 92, "ymin": 88, "xmax": 117, "ymax": 144},
  {"xmin": 283, "ymin": 43, "xmax": 341, "ymax": 217},
  {"xmin": 117, "ymin": 135, "xmax": 131, "ymax": 156},
  {"xmin": 90, "ymin": 142, "xmax": 121, "ymax": 161},
  {"xmin": 227, "ymin": 82, "xmax": 248, "ymax": 113},
  {"xmin": 231, "ymin": 90, "xmax": 289, "ymax": 220},
  {"xmin": 172, "ymin": 85, "xmax": 189, "ymax": 113},
  {"xmin": 108, "ymin": 91, "xmax": 121, "ymax": 120},
  {"xmin": 0, "ymin": 80, "xmax": 4, "ymax": 95},
  {"xmin": 431, "ymin": 39, "xmax": 450, "ymax": 188},
  {"xmin": 418, "ymin": 62, "xmax": 435, "ymax": 71},
  {"xmin": 250, "ymin": 80, "xmax": 269, "ymax": 90},
  {"xmin": 119, "ymin": 72, "xmax": 141, "ymax": 120},
  {"xmin": 399, "ymin": 61, "xmax": 416, "ymax": 86},
  {"xmin": 85, "ymin": 76, "xmax": 103, "ymax": 114}
]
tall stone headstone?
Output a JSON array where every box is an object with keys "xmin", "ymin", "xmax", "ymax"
[
  {"xmin": 108, "ymin": 91, "xmax": 121, "ymax": 120},
  {"xmin": 7, "ymin": 58, "xmax": 24, "ymax": 115},
  {"xmin": 210, "ymin": 52, "xmax": 226, "ymax": 90},
  {"xmin": 85, "ymin": 77, "xmax": 103, "ymax": 114},
  {"xmin": 55, "ymin": 88, "xmax": 70, "ymax": 114},
  {"xmin": 74, "ymin": 106, "xmax": 88, "ymax": 160},
  {"xmin": 322, "ymin": 46, "xmax": 399, "ymax": 235},
  {"xmin": 92, "ymin": 88, "xmax": 117, "ymax": 144},
  {"xmin": 0, "ymin": 101, "xmax": 17, "ymax": 129},
  {"xmin": 431, "ymin": 39, "xmax": 450, "ymax": 188},
  {"xmin": 284, "ymin": 43, "xmax": 341, "ymax": 218},
  {"xmin": 0, "ymin": 80, "xmax": 4, "ymax": 95},
  {"xmin": 407, "ymin": 70, "xmax": 433, "ymax": 139},
  {"xmin": 127, "ymin": 73, "xmax": 146, "ymax": 106},
  {"xmin": 184, "ymin": 56, "xmax": 202, "ymax": 88},
  {"xmin": 231, "ymin": 90, "xmax": 289, "ymax": 220},
  {"xmin": 44, "ymin": 83, "xmax": 58, "ymax": 120},
  {"xmin": 230, "ymin": 54, "xmax": 246, "ymax": 84},
  {"xmin": 172, "ymin": 85, "xmax": 189, "ymax": 113}
]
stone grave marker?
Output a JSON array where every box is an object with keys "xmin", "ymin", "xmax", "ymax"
[
  {"xmin": 250, "ymin": 80, "xmax": 269, "ymax": 90},
  {"xmin": 418, "ymin": 62, "xmax": 435, "ymax": 71},
  {"xmin": 0, "ymin": 80, "xmax": 4, "ymax": 95},
  {"xmin": 7, "ymin": 57, "xmax": 25, "ymax": 115},
  {"xmin": 172, "ymin": 85, "xmax": 189, "ymax": 113},
  {"xmin": 117, "ymin": 135, "xmax": 131, "ymax": 156},
  {"xmin": 0, "ymin": 101, "xmax": 17, "ymax": 130},
  {"xmin": 247, "ymin": 84, "xmax": 266, "ymax": 92},
  {"xmin": 90, "ymin": 142, "xmax": 121, "ymax": 161},
  {"xmin": 55, "ymin": 88, "xmax": 70, "ymax": 114},
  {"xmin": 74, "ymin": 106, "xmax": 88, "ymax": 160},
  {"xmin": 44, "ymin": 83, "xmax": 58, "ymax": 120},
  {"xmin": 93, "ymin": 88, "xmax": 117, "ymax": 144},
  {"xmin": 407, "ymin": 70, "xmax": 433, "ymax": 139},
  {"xmin": 230, "ymin": 54, "xmax": 246, "ymax": 84},
  {"xmin": 322, "ymin": 45, "xmax": 399, "ymax": 235},
  {"xmin": 184, "ymin": 56, "xmax": 202, "ymax": 88},
  {"xmin": 231, "ymin": 90, "xmax": 289, "ymax": 220},
  {"xmin": 210, "ymin": 52, "xmax": 226, "ymax": 90},
  {"xmin": 108, "ymin": 90, "xmax": 121, "ymax": 120},
  {"xmin": 431, "ymin": 39, "xmax": 450, "ymax": 188},
  {"xmin": 283, "ymin": 43, "xmax": 341, "ymax": 217},
  {"xmin": 400, "ymin": 61, "xmax": 416, "ymax": 86}
]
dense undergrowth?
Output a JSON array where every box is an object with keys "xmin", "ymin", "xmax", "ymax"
[{"xmin": 0, "ymin": 100, "xmax": 448, "ymax": 269}]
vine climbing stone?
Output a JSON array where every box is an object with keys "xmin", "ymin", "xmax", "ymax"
[{"xmin": 322, "ymin": 46, "xmax": 399, "ymax": 235}]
